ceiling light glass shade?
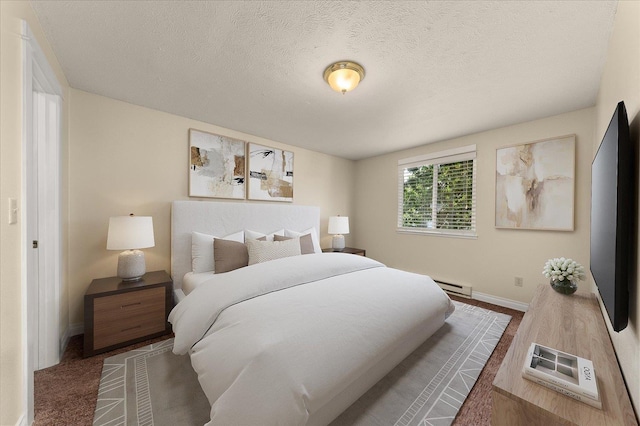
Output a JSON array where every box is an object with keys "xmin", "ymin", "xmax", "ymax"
[{"xmin": 323, "ymin": 62, "xmax": 365, "ymax": 94}]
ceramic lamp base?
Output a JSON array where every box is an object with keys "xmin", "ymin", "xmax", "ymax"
[
  {"xmin": 117, "ymin": 249, "xmax": 146, "ymax": 281},
  {"xmin": 332, "ymin": 234, "xmax": 345, "ymax": 250}
]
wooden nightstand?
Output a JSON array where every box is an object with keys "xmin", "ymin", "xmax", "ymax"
[
  {"xmin": 84, "ymin": 270, "xmax": 173, "ymax": 357},
  {"xmin": 322, "ymin": 247, "xmax": 366, "ymax": 256}
]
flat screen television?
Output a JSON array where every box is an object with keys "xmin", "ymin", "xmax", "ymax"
[{"xmin": 590, "ymin": 101, "xmax": 633, "ymax": 332}]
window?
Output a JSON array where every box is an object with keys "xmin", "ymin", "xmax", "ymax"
[{"xmin": 398, "ymin": 145, "xmax": 477, "ymax": 237}]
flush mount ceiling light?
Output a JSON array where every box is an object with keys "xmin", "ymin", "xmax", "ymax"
[{"xmin": 323, "ymin": 61, "xmax": 365, "ymax": 94}]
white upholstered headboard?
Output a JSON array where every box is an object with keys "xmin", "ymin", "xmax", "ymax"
[{"xmin": 171, "ymin": 200, "xmax": 320, "ymax": 289}]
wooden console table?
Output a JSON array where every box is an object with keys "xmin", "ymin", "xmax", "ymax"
[{"xmin": 492, "ymin": 284, "xmax": 637, "ymax": 425}]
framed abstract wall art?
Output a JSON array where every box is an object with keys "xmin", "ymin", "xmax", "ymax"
[
  {"xmin": 189, "ymin": 129, "xmax": 246, "ymax": 199},
  {"xmin": 495, "ymin": 135, "xmax": 575, "ymax": 231},
  {"xmin": 247, "ymin": 143, "xmax": 294, "ymax": 202}
]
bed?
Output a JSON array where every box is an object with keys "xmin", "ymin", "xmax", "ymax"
[{"xmin": 169, "ymin": 200, "xmax": 454, "ymax": 425}]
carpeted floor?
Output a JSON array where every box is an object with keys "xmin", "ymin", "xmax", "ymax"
[
  {"xmin": 34, "ymin": 335, "xmax": 173, "ymax": 426},
  {"xmin": 34, "ymin": 296, "xmax": 523, "ymax": 426},
  {"xmin": 448, "ymin": 297, "xmax": 523, "ymax": 426}
]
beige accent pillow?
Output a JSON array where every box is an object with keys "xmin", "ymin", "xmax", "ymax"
[
  {"xmin": 246, "ymin": 238, "xmax": 302, "ymax": 265},
  {"xmin": 274, "ymin": 234, "xmax": 314, "ymax": 255},
  {"xmin": 213, "ymin": 238, "xmax": 249, "ymax": 273},
  {"xmin": 284, "ymin": 228, "xmax": 322, "ymax": 253}
]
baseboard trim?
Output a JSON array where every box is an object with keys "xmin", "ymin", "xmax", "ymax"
[
  {"xmin": 60, "ymin": 323, "xmax": 84, "ymax": 358},
  {"xmin": 68, "ymin": 323, "xmax": 84, "ymax": 337},
  {"xmin": 473, "ymin": 291, "xmax": 529, "ymax": 312},
  {"xmin": 60, "ymin": 327, "xmax": 70, "ymax": 359},
  {"xmin": 15, "ymin": 413, "xmax": 27, "ymax": 426}
]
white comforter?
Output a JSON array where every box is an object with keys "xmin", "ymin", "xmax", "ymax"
[{"xmin": 169, "ymin": 253, "xmax": 454, "ymax": 425}]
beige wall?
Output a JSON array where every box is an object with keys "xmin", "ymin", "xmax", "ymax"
[
  {"xmin": 0, "ymin": 1, "xmax": 70, "ymax": 424},
  {"xmin": 593, "ymin": 0, "xmax": 640, "ymax": 412},
  {"xmin": 3, "ymin": 1, "xmax": 637, "ymax": 423},
  {"xmin": 67, "ymin": 89, "xmax": 355, "ymax": 325},
  {"xmin": 354, "ymin": 107, "xmax": 594, "ymax": 305}
]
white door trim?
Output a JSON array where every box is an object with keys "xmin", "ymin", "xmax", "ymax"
[{"xmin": 21, "ymin": 20, "xmax": 63, "ymax": 425}]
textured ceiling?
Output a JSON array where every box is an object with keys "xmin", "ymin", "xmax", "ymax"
[{"xmin": 31, "ymin": 1, "xmax": 617, "ymax": 160}]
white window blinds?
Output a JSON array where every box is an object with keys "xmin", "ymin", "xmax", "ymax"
[{"xmin": 397, "ymin": 145, "xmax": 477, "ymax": 237}]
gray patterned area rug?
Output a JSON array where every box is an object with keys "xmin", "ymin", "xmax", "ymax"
[
  {"xmin": 331, "ymin": 301, "xmax": 511, "ymax": 426},
  {"xmin": 93, "ymin": 339, "xmax": 209, "ymax": 426},
  {"xmin": 94, "ymin": 301, "xmax": 510, "ymax": 426}
]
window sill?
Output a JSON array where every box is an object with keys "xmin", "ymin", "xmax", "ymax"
[{"xmin": 396, "ymin": 228, "xmax": 478, "ymax": 240}]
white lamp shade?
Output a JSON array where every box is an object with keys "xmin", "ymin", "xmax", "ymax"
[
  {"xmin": 107, "ymin": 216, "xmax": 155, "ymax": 250},
  {"xmin": 328, "ymin": 216, "xmax": 349, "ymax": 235}
]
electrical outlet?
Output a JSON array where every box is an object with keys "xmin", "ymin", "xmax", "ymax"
[{"xmin": 514, "ymin": 277, "xmax": 524, "ymax": 287}]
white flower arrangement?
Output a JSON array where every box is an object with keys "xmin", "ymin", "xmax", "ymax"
[{"xmin": 542, "ymin": 257, "xmax": 586, "ymax": 282}]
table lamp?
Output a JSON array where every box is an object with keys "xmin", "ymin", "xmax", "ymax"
[
  {"xmin": 328, "ymin": 216, "xmax": 349, "ymax": 250},
  {"xmin": 107, "ymin": 214, "xmax": 155, "ymax": 281}
]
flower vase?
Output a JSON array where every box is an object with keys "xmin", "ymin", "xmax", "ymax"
[{"xmin": 550, "ymin": 278, "xmax": 578, "ymax": 295}]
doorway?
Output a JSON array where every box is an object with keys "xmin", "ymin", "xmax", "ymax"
[{"xmin": 22, "ymin": 20, "xmax": 63, "ymax": 423}]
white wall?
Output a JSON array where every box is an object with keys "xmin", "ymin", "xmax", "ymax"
[
  {"xmin": 593, "ymin": 0, "xmax": 640, "ymax": 412},
  {"xmin": 67, "ymin": 89, "xmax": 356, "ymax": 325},
  {"xmin": 354, "ymin": 107, "xmax": 594, "ymax": 305}
]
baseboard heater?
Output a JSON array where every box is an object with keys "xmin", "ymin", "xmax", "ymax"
[{"xmin": 435, "ymin": 279, "xmax": 472, "ymax": 298}]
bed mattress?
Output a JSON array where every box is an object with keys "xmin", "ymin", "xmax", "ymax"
[{"xmin": 181, "ymin": 271, "xmax": 213, "ymax": 295}]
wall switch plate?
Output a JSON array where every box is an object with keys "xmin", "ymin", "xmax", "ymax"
[
  {"xmin": 8, "ymin": 198, "xmax": 17, "ymax": 224},
  {"xmin": 514, "ymin": 277, "xmax": 524, "ymax": 287}
]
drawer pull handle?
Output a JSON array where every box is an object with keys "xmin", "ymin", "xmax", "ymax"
[
  {"xmin": 121, "ymin": 325, "xmax": 142, "ymax": 332},
  {"xmin": 121, "ymin": 302, "xmax": 142, "ymax": 309}
]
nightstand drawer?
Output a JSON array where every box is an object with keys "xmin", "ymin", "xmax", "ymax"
[
  {"xmin": 93, "ymin": 287, "xmax": 165, "ymax": 350},
  {"xmin": 84, "ymin": 270, "xmax": 173, "ymax": 357}
]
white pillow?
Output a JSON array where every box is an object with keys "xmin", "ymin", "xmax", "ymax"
[
  {"xmin": 285, "ymin": 227, "xmax": 321, "ymax": 254},
  {"xmin": 191, "ymin": 230, "xmax": 244, "ymax": 273},
  {"xmin": 246, "ymin": 238, "xmax": 301, "ymax": 265},
  {"xmin": 244, "ymin": 229, "xmax": 285, "ymax": 242}
]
